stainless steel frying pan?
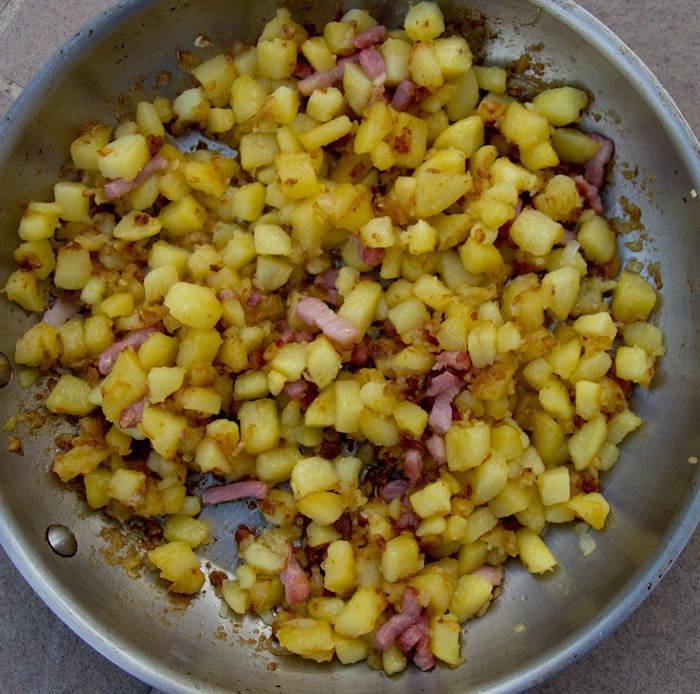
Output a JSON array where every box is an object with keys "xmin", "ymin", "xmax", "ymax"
[{"xmin": 0, "ymin": 1, "xmax": 698, "ymax": 692}]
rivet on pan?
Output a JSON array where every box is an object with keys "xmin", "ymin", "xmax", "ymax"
[
  {"xmin": 46, "ymin": 524, "xmax": 78, "ymax": 557},
  {"xmin": 0, "ymin": 352, "xmax": 12, "ymax": 388}
]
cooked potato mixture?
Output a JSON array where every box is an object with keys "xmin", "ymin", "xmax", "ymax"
[{"xmin": 4, "ymin": 1, "xmax": 664, "ymax": 674}]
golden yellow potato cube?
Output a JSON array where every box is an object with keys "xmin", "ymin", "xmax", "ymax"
[
  {"xmin": 516, "ymin": 528, "xmax": 557, "ymax": 574},
  {"xmin": 54, "ymin": 181, "xmax": 90, "ymax": 222},
  {"xmin": 533, "ymin": 87, "xmax": 588, "ymax": 126},
  {"xmin": 446, "ymin": 421, "xmax": 490, "ymax": 471},
  {"xmin": 615, "ymin": 345, "xmax": 654, "ymax": 386},
  {"xmin": 275, "ymin": 151, "xmax": 320, "ymax": 200},
  {"xmin": 147, "ymin": 541, "xmax": 205, "ymax": 594},
  {"xmin": 163, "ymin": 515, "xmax": 209, "ymax": 548},
  {"xmin": 404, "ymin": 2, "xmax": 445, "ymax": 41},
  {"xmin": 567, "ymin": 492, "xmax": 610, "ymax": 530},
  {"xmin": 164, "ymin": 282, "xmax": 222, "ymax": 329},
  {"xmin": 611, "ymin": 271, "xmax": 658, "ymax": 323},
  {"xmin": 381, "ymin": 534, "xmax": 422, "ymax": 581},
  {"xmin": 276, "ymin": 618, "xmax": 334, "ymax": 661},
  {"xmin": 54, "ymin": 246, "xmax": 92, "ymax": 290},
  {"xmin": 509, "ymin": 208, "xmax": 564, "ymax": 256},
  {"xmin": 322, "ymin": 540, "xmax": 358, "ymax": 595},
  {"xmin": 334, "ymin": 587, "xmax": 387, "ymax": 638},
  {"xmin": 46, "ymin": 374, "xmax": 96, "ymax": 417},
  {"xmin": 551, "ymin": 127, "xmax": 601, "ymax": 164},
  {"xmin": 157, "ymin": 195, "xmax": 207, "ymax": 237},
  {"xmin": 237, "ymin": 398, "xmax": 280, "ymax": 455},
  {"xmin": 410, "ymin": 479, "xmax": 452, "ymax": 519}
]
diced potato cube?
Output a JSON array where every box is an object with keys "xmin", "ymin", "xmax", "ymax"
[
  {"xmin": 157, "ymin": 195, "xmax": 207, "ymax": 236},
  {"xmin": 392, "ymin": 400, "xmax": 429, "ymax": 439},
  {"xmin": 446, "ymin": 421, "xmax": 490, "ymax": 471},
  {"xmin": 163, "ymin": 515, "xmax": 209, "ymax": 548},
  {"xmin": 98, "ymin": 133, "xmax": 150, "ymax": 182},
  {"xmin": 430, "ymin": 614, "xmax": 462, "ymax": 665},
  {"xmin": 509, "ymin": 208, "xmax": 564, "ymax": 256},
  {"xmin": 276, "ymin": 618, "xmax": 334, "ymax": 662},
  {"xmin": 54, "ymin": 182, "xmax": 90, "ymax": 222},
  {"xmin": 254, "ymin": 223, "xmax": 292, "ymax": 256},
  {"xmin": 449, "ymin": 573, "xmax": 493, "ymax": 622},
  {"xmin": 568, "ymin": 413, "xmax": 608, "ymax": 470},
  {"xmin": 537, "ymin": 466, "xmax": 571, "ymax": 506},
  {"xmin": 404, "ymin": 2, "xmax": 445, "ymax": 41},
  {"xmin": 334, "ymin": 587, "xmax": 387, "ymax": 638},
  {"xmin": 54, "ymin": 246, "xmax": 92, "ymax": 290},
  {"xmin": 239, "ymin": 399, "xmax": 280, "ymax": 455},
  {"xmin": 515, "ymin": 528, "xmax": 557, "ymax": 573},
  {"xmin": 275, "ymin": 151, "xmax": 320, "ymax": 200},
  {"xmin": 611, "ymin": 271, "xmax": 657, "ymax": 323},
  {"xmin": 472, "ymin": 66, "xmax": 507, "ymax": 93},
  {"xmin": 147, "ymin": 541, "xmax": 205, "ymax": 594},
  {"xmin": 567, "ymin": 492, "xmax": 610, "ymax": 530},
  {"xmin": 577, "ymin": 215, "xmax": 616, "ymax": 264},
  {"xmin": 46, "ymin": 374, "xmax": 96, "ymax": 416},
  {"xmin": 164, "ymin": 282, "xmax": 222, "ymax": 329},
  {"xmin": 382, "ymin": 534, "xmax": 422, "ymax": 581},
  {"xmin": 615, "ymin": 346, "xmax": 654, "ymax": 386},
  {"xmin": 322, "ymin": 540, "xmax": 358, "ymax": 595},
  {"xmin": 410, "ymin": 479, "xmax": 452, "ymax": 518},
  {"xmin": 533, "ymin": 87, "xmax": 588, "ymax": 126},
  {"xmin": 52, "ymin": 444, "xmax": 110, "ymax": 482},
  {"xmin": 291, "ymin": 455, "xmax": 339, "ymax": 497},
  {"xmin": 551, "ymin": 128, "xmax": 601, "ymax": 164}
]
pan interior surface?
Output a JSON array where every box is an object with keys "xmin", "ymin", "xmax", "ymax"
[{"xmin": 0, "ymin": 1, "xmax": 698, "ymax": 692}]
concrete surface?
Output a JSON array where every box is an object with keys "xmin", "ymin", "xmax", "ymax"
[{"xmin": 0, "ymin": 0, "xmax": 697, "ymax": 692}]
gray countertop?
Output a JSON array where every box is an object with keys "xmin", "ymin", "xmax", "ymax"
[{"xmin": 0, "ymin": 1, "xmax": 698, "ymax": 692}]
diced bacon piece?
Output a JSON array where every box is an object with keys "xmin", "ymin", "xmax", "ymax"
[
  {"xmin": 425, "ymin": 371, "xmax": 463, "ymax": 397},
  {"xmin": 391, "ymin": 79, "xmax": 415, "ymax": 112},
  {"xmin": 584, "ymin": 133, "xmax": 614, "ymax": 190},
  {"xmin": 280, "ymin": 547, "xmax": 311, "ymax": 605},
  {"xmin": 472, "ymin": 564, "xmax": 504, "ymax": 587},
  {"xmin": 42, "ymin": 296, "xmax": 80, "ymax": 327},
  {"xmin": 380, "ymin": 479, "xmax": 410, "ymax": 502},
  {"xmin": 219, "ymin": 289, "xmax": 238, "ymax": 301},
  {"xmin": 297, "ymin": 54, "xmax": 360, "ymax": 96},
  {"xmin": 426, "ymin": 434, "xmax": 447, "ymax": 464},
  {"xmin": 428, "ymin": 391, "xmax": 458, "ymax": 435},
  {"xmin": 246, "ymin": 291, "xmax": 263, "ymax": 306},
  {"xmin": 359, "ymin": 47, "xmax": 387, "ymax": 104},
  {"xmin": 276, "ymin": 329, "xmax": 315, "ymax": 346},
  {"xmin": 98, "ymin": 326, "xmax": 159, "ymax": 375},
  {"xmin": 313, "ymin": 268, "xmax": 340, "ymax": 291},
  {"xmin": 295, "ymin": 296, "xmax": 362, "ymax": 349},
  {"xmin": 119, "ymin": 397, "xmax": 146, "ymax": 429},
  {"xmin": 396, "ymin": 623, "xmax": 422, "ymax": 653},
  {"xmin": 283, "ymin": 379, "xmax": 309, "ymax": 401},
  {"xmin": 201, "ymin": 479, "xmax": 269, "ymax": 505},
  {"xmin": 104, "ymin": 155, "xmax": 168, "ymax": 200},
  {"xmin": 374, "ymin": 587, "xmax": 422, "ymax": 649},
  {"xmin": 355, "ymin": 236, "xmax": 386, "ymax": 267},
  {"xmin": 573, "ymin": 174, "xmax": 604, "ymax": 215},
  {"xmin": 293, "ymin": 61, "xmax": 314, "ymax": 79},
  {"xmin": 359, "ymin": 47, "xmax": 385, "ymax": 82},
  {"xmin": 352, "ymin": 25, "xmax": 387, "ymax": 49},
  {"xmin": 313, "ymin": 267, "xmax": 340, "ymax": 305},
  {"xmin": 561, "ymin": 228, "xmax": 578, "ymax": 245},
  {"xmin": 433, "ymin": 351, "xmax": 471, "ymax": 372},
  {"xmin": 412, "ymin": 614, "xmax": 435, "ymax": 671},
  {"xmin": 403, "ymin": 449, "xmax": 424, "ymax": 486},
  {"xmin": 394, "ymin": 506, "xmax": 420, "ymax": 531}
]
